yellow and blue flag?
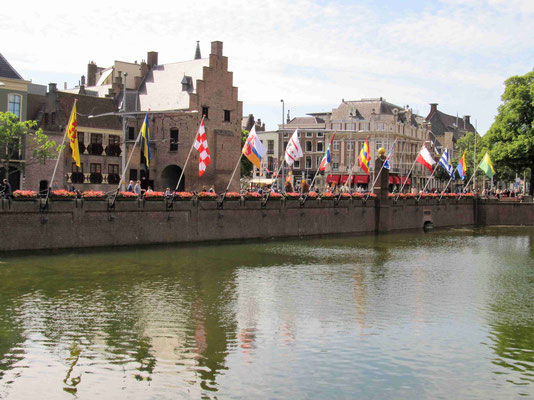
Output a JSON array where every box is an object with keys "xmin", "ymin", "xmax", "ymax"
[
  {"xmin": 140, "ymin": 112, "xmax": 151, "ymax": 168},
  {"xmin": 359, "ymin": 138, "xmax": 371, "ymax": 174},
  {"xmin": 242, "ymin": 126, "xmax": 266, "ymax": 168}
]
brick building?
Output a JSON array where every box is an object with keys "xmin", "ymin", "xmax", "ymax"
[{"xmin": 25, "ymin": 41, "xmax": 242, "ymax": 192}]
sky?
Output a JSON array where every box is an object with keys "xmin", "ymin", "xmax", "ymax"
[{"xmin": 2, "ymin": 0, "xmax": 533, "ymax": 134}]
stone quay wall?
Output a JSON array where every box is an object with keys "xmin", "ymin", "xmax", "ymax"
[{"xmin": 0, "ymin": 198, "xmax": 532, "ymax": 252}]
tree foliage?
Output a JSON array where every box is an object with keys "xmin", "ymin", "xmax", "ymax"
[
  {"xmin": 0, "ymin": 111, "xmax": 62, "ymax": 179},
  {"xmin": 484, "ymin": 70, "xmax": 534, "ymax": 194}
]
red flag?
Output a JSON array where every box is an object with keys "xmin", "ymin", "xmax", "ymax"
[
  {"xmin": 193, "ymin": 118, "xmax": 210, "ymax": 176},
  {"xmin": 416, "ymin": 145, "xmax": 436, "ymax": 173}
]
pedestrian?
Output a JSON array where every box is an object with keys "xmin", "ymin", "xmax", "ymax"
[
  {"xmin": 146, "ymin": 186, "xmax": 153, "ymax": 193},
  {"xmin": 127, "ymin": 180, "xmax": 134, "ymax": 192},
  {"xmin": 164, "ymin": 187, "xmax": 171, "ymax": 197},
  {"xmin": 1, "ymin": 179, "xmax": 12, "ymax": 199},
  {"xmin": 209, "ymin": 185, "xmax": 215, "ymax": 193},
  {"xmin": 134, "ymin": 180, "xmax": 142, "ymax": 198}
]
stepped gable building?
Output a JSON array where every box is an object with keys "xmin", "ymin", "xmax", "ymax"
[
  {"xmin": 59, "ymin": 41, "xmax": 242, "ymax": 192},
  {"xmin": 23, "ymin": 85, "xmax": 122, "ymax": 193},
  {"xmin": 425, "ymin": 103, "xmax": 475, "ymax": 156}
]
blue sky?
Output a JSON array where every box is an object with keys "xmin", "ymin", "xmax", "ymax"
[{"xmin": 2, "ymin": 0, "xmax": 533, "ymax": 133}]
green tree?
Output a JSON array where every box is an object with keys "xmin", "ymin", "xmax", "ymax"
[
  {"xmin": 240, "ymin": 129, "xmax": 253, "ymax": 177},
  {"xmin": 484, "ymin": 70, "xmax": 534, "ymax": 194},
  {"xmin": 0, "ymin": 111, "xmax": 62, "ymax": 180}
]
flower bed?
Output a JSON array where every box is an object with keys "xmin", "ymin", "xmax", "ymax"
[
  {"xmin": 82, "ymin": 190, "xmax": 105, "ymax": 200},
  {"xmin": 320, "ymin": 192, "xmax": 336, "ymax": 200},
  {"xmin": 51, "ymin": 190, "xmax": 76, "ymax": 200},
  {"xmin": 305, "ymin": 191, "xmax": 318, "ymax": 199},
  {"xmin": 173, "ymin": 191, "xmax": 193, "ymax": 201},
  {"xmin": 338, "ymin": 192, "xmax": 351, "ymax": 200},
  {"xmin": 12, "ymin": 190, "xmax": 38, "ymax": 200},
  {"xmin": 144, "ymin": 191, "xmax": 165, "ymax": 200},
  {"xmin": 197, "ymin": 191, "xmax": 217, "ymax": 201},
  {"xmin": 352, "ymin": 192, "xmax": 364, "ymax": 199},
  {"xmin": 225, "ymin": 192, "xmax": 242, "ymax": 201},
  {"xmin": 267, "ymin": 192, "xmax": 283, "ymax": 200},
  {"xmin": 116, "ymin": 191, "xmax": 138, "ymax": 201},
  {"xmin": 397, "ymin": 193, "xmax": 416, "ymax": 199},
  {"xmin": 244, "ymin": 192, "xmax": 262, "ymax": 201},
  {"xmin": 284, "ymin": 192, "xmax": 301, "ymax": 200}
]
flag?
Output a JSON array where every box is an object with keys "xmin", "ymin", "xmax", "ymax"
[
  {"xmin": 319, "ymin": 133, "xmax": 336, "ymax": 171},
  {"xmin": 358, "ymin": 138, "xmax": 371, "ymax": 174},
  {"xmin": 416, "ymin": 145, "xmax": 436, "ymax": 173},
  {"xmin": 140, "ymin": 112, "xmax": 151, "ymax": 168},
  {"xmin": 284, "ymin": 129, "xmax": 303, "ymax": 166},
  {"xmin": 193, "ymin": 117, "xmax": 210, "ymax": 176},
  {"xmin": 478, "ymin": 151, "xmax": 495, "ymax": 178},
  {"xmin": 242, "ymin": 126, "xmax": 266, "ymax": 168},
  {"xmin": 439, "ymin": 148, "xmax": 455, "ymax": 180},
  {"xmin": 383, "ymin": 139, "xmax": 397, "ymax": 170},
  {"xmin": 456, "ymin": 151, "xmax": 466, "ymax": 180},
  {"xmin": 67, "ymin": 101, "xmax": 80, "ymax": 167}
]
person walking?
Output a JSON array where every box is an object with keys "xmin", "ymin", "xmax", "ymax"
[
  {"xmin": 134, "ymin": 180, "xmax": 142, "ymax": 198},
  {"xmin": 2, "ymin": 179, "xmax": 12, "ymax": 199},
  {"xmin": 127, "ymin": 180, "xmax": 134, "ymax": 192}
]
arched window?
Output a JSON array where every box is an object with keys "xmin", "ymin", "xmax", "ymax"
[{"xmin": 8, "ymin": 94, "xmax": 21, "ymax": 118}]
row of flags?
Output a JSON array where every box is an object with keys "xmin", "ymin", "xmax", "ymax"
[{"xmin": 63, "ymin": 103, "xmax": 496, "ymax": 188}]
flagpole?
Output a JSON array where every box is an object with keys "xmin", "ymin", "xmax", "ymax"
[
  {"xmin": 110, "ymin": 119, "xmax": 145, "ymax": 208},
  {"xmin": 395, "ymin": 143, "xmax": 420, "ymax": 200},
  {"xmin": 302, "ymin": 158, "xmax": 323, "ymax": 205},
  {"xmin": 473, "ymin": 119, "xmax": 477, "ymax": 193},
  {"xmin": 44, "ymin": 99, "xmax": 77, "ymax": 209},
  {"xmin": 439, "ymin": 175, "xmax": 454, "ymax": 201},
  {"xmin": 366, "ymin": 138, "xmax": 398, "ymax": 200},
  {"xmin": 262, "ymin": 159, "xmax": 286, "ymax": 205},
  {"xmin": 219, "ymin": 153, "xmax": 244, "ymax": 205},
  {"xmin": 417, "ymin": 166, "xmax": 438, "ymax": 201}
]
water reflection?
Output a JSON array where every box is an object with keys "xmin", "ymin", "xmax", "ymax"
[{"xmin": 0, "ymin": 227, "xmax": 532, "ymax": 399}]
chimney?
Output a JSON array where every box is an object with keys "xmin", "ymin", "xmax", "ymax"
[
  {"xmin": 48, "ymin": 83, "xmax": 57, "ymax": 93},
  {"xmin": 147, "ymin": 51, "xmax": 158, "ymax": 68},
  {"xmin": 211, "ymin": 41, "xmax": 223, "ymax": 57},
  {"xmin": 81, "ymin": 75, "xmax": 86, "ymax": 86},
  {"xmin": 87, "ymin": 61, "xmax": 97, "ymax": 86},
  {"xmin": 140, "ymin": 60, "xmax": 149, "ymax": 78},
  {"xmin": 194, "ymin": 41, "xmax": 202, "ymax": 59},
  {"xmin": 429, "ymin": 103, "xmax": 438, "ymax": 114},
  {"xmin": 64, "ymin": 82, "xmax": 67, "ymax": 90},
  {"xmin": 79, "ymin": 84, "xmax": 86, "ymax": 95},
  {"xmin": 463, "ymin": 115, "xmax": 470, "ymax": 127}
]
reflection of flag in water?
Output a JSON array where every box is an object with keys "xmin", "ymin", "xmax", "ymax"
[
  {"xmin": 358, "ymin": 138, "xmax": 371, "ymax": 174},
  {"xmin": 456, "ymin": 151, "xmax": 466, "ymax": 180},
  {"xmin": 383, "ymin": 139, "xmax": 397, "ymax": 170},
  {"xmin": 439, "ymin": 148, "xmax": 455, "ymax": 180},
  {"xmin": 242, "ymin": 126, "xmax": 267, "ymax": 168},
  {"xmin": 319, "ymin": 133, "xmax": 336, "ymax": 171}
]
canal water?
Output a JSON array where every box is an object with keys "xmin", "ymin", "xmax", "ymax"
[{"xmin": 0, "ymin": 227, "xmax": 533, "ymax": 399}]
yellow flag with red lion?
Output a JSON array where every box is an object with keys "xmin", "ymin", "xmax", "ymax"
[{"xmin": 67, "ymin": 101, "xmax": 80, "ymax": 167}]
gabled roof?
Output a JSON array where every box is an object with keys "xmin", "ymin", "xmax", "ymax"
[
  {"xmin": 138, "ymin": 58, "xmax": 209, "ymax": 111},
  {"xmin": 428, "ymin": 110, "xmax": 475, "ymax": 140},
  {"xmin": 0, "ymin": 53, "xmax": 23, "ymax": 80}
]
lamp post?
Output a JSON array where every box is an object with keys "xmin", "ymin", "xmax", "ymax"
[{"xmin": 280, "ymin": 99, "xmax": 285, "ymax": 187}]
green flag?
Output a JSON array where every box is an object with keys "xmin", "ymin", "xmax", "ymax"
[{"xmin": 478, "ymin": 152, "xmax": 495, "ymax": 178}]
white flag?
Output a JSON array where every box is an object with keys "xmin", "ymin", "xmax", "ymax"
[{"xmin": 284, "ymin": 129, "xmax": 303, "ymax": 166}]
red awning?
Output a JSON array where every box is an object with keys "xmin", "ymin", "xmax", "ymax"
[
  {"xmin": 326, "ymin": 174, "xmax": 340, "ymax": 184},
  {"xmin": 353, "ymin": 175, "xmax": 370, "ymax": 184},
  {"xmin": 392, "ymin": 176, "xmax": 401, "ymax": 185},
  {"xmin": 340, "ymin": 175, "xmax": 350, "ymax": 184},
  {"xmin": 402, "ymin": 177, "xmax": 411, "ymax": 185}
]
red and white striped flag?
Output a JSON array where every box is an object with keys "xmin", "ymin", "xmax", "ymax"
[
  {"xmin": 193, "ymin": 117, "xmax": 210, "ymax": 176},
  {"xmin": 416, "ymin": 145, "xmax": 436, "ymax": 173}
]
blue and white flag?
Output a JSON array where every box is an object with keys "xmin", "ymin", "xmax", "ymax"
[
  {"xmin": 383, "ymin": 139, "xmax": 397, "ymax": 170},
  {"xmin": 439, "ymin": 148, "xmax": 455, "ymax": 180}
]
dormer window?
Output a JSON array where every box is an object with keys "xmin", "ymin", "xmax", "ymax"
[{"xmin": 181, "ymin": 76, "xmax": 193, "ymax": 92}]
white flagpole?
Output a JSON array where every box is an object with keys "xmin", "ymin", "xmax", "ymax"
[
  {"xmin": 395, "ymin": 144, "xmax": 422, "ymax": 200},
  {"xmin": 439, "ymin": 175, "xmax": 454, "ymax": 201},
  {"xmin": 417, "ymin": 166, "xmax": 438, "ymax": 201}
]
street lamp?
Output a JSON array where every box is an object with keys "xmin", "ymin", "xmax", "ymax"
[{"xmin": 280, "ymin": 99, "xmax": 285, "ymax": 186}]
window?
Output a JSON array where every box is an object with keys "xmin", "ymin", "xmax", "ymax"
[
  {"xmin": 283, "ymin": 141, "xmax": 288, "ymax": 151},
  {"xmin": 44, "ymin": 113, "xmax": 49, "ymax": 125},
  {"xmin": 91, "ymin": 134, "xmax": 103, "ymax": 144},
  {"xmin": 78, "ymin": 132, "xmax": 85, "ymax": 144},
  {"xmin": 72, "ymin": 162, "xmax": 83, "ymax": 173},
  {"xmin": 224, "ymin": 110, "xmax": 231, "ymax": 122},
  {"xmin": 293, "ymin": 160, "xmax": 300, "ymax": 169},
  {"xmin": 8, "ymin": 94, "xmax": 21, "ymax": 118},
  {"xmin": 316, "ymin": 156, "xmax": 322, "ymax": 167},
  {"xmin": 283, "ymin": 132, "xmax": 289, "ymax": 138},
  {"xmin": 108, "ymin": 135, "xmax": 120, "ymax": 145},
  {"xmin": 332, "ymin": 162, "xmax": 339, "ymax": 171},
  {"xmin": 375, "ymin": 141, "xmax": 383, "ymax": 152},
  {"xmin": 90, "ymin": 163, "xmax": 101, "ymax": 173},
  {"xmin": 376, "ymin": 122, "xmax": 385, "ymax": 131},
  {"xmin": 333, "ymin": 140, "xmax": 340, "ymax": 151},
  {"xmin": 346, "ymin": 141, "xmax": 355, "ymax": 151},
  {"xmin": 129, "ymin": 169, "xmax": 138, "ymax": 181},
  {"xmin": 317, "ymin": 142, "xmax": 324, "ymax": 152},
  {"xmin": 360, "ymin": 122, "xmax": 370, "ymax": 131},
  {"xmin": 108, "ymin": 164, "xmax": 119, "ymax": 174},
  {"xmin": 128, "ymin": 126, "xmax": 135, "ymax": 140},
  {"xmin": 51, "ymin": 112, "xmax": 56, "ymax": 125},
  {"xmin": 305, "ymin": 141, "xmax": 312, "ymax": 152},
  {"xmin": 306, "ymin": 131, "xmax": 313, "ymax": 138},
  {"xmin": 317, "ymin": 131, "xmax": 324, "ymax": 137},
  {"xmin": 267, "ymin": 140, "xmax": 274, "ymax": 155},
  {"xmin": 202, "ymin": 106, "xmax": 209, "ymax": 118},
  {"xmin": 268, "ymin": 157, "xmax": 274, "ymax": 172},
  {"xmin": 170, "ymin": 128, "xmax": 179, "ymax": 151},
  {"xmin": 305, "ymin": 156, "xmax": 312, "ymax": 169}
]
